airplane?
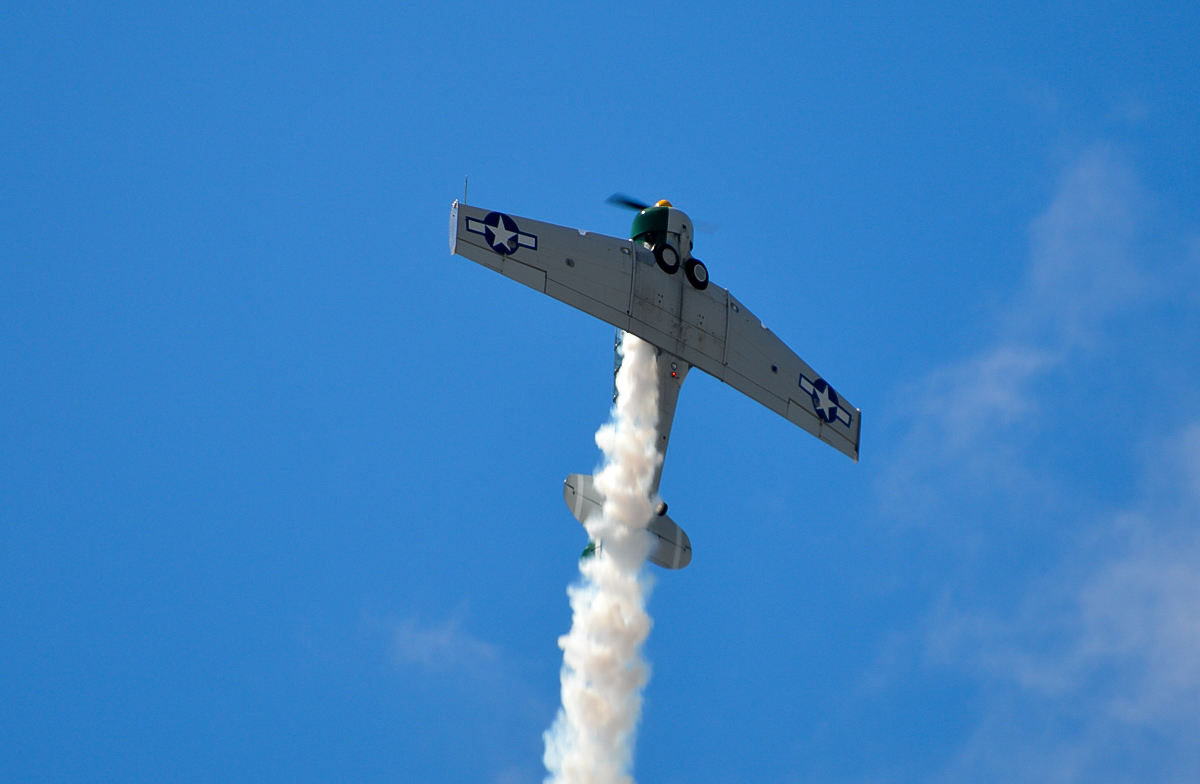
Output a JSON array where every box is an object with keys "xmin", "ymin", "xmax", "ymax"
[{"xmin": 449, "ymin": 196, "xmax": 861, "ymax": 570}]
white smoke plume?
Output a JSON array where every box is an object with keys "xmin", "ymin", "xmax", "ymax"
[{"xmin": 543, "ymin": 333, "xmax": 662, "ymax": 784}]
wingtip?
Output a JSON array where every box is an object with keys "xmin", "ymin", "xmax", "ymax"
[{"xmin": 853, "ymin": 407, "xmax": 862, "ymax": 463}]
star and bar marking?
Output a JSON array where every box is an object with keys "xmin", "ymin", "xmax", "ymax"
[
  {"xmin": 465, "ymin": 212, "xmax": 538, "ymax": 255},
  {"xmin": 799, "ymin": 373, "xmax": 852, "ymax": 427}
]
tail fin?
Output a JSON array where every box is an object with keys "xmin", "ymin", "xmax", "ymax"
[{"xmin": 563, "ymin": 474, "xmax": 692, "ymax": 570}]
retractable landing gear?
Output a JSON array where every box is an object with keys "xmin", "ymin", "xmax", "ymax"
[
  {"xmin": 653, "ymin": 244, "xmax": 708, "ymax": 291},
  {"xmin": 653, "ymin": 243, "xmax": 680, "ymax": 274},
  {"xmin": 684, "ymin": 258, "xmax": 709, "ymax": 290}
]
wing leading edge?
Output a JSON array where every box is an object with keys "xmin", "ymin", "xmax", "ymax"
[{"xmin": 450, "ymin": 201, "xmax": 861, "ymax": 461}]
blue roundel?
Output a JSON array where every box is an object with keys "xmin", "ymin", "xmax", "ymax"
[
  {"xmin": 811, "ymin": 378, "xmax": 841, "ymax": 424},
  {"xmin": 483, "ymin": 212, "xmax": 520, "ymax": 255}
]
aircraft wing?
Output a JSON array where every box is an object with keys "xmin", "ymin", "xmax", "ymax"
[{"xmin": 450, "ymin": 201, "xmax": 861, "ymax": 461}]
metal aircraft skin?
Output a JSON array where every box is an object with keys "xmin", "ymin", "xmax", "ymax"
[{"xmin": 449, "ymin": 199, "xmax": 861, "ymax": 570}]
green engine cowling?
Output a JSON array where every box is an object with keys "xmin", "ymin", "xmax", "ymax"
[
  {"xmin": 629, "ymin": 202, "xmax": 694, "ymax": 259},
  {"xmin": 630, "ymin": 205, "xmax": 670, "ymax": 244}
]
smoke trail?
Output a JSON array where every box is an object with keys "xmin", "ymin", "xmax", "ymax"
[{"xmin": 543, "ymin": 333, "xmax": 661, "ymax": 784}]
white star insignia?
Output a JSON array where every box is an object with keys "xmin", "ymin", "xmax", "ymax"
[
  {"xmin": 814, "ymin": 384, "xmax": 837, "ymax": 418},
  {"xmin": 487, "ymin": 221, "xmax": 516, "ymax": 250}
]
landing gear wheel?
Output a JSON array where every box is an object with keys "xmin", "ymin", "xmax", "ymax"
[
  {"xmin": 653, "ymin": 243, "xmax": 680, "ymax": 274},
  {"xmin": 684, "ymin": 258, "xmax": 709, "ymax": 290}
]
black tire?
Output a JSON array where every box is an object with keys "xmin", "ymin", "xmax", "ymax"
[
  {"xmin": 684, "ymin": 258, "xmax": 709, "ymax": 290},
  {"xmin": 653, "ymin": 243, "xmax": 680, "ymax": 274}
]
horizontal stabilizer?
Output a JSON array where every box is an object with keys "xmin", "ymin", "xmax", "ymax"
[{"xmin": 563, "ymin": 474, "xmax": 692, "ymax": 570}]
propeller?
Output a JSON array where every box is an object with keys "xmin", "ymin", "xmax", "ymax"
[
  {"xmin": 605, "ymin": 193, "xmax": 651, "ymax": 212},
  {"xmin": 606, "ymin": 193, "xmax": 721, "ymax": 234}
]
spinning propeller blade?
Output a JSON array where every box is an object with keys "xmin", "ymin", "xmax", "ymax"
[{"xmin": 606, "ymin": 193, "xmax": 651, "ymax": 211}]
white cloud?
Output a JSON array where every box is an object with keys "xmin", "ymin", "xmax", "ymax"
[
  {"xmin": 881, "ymin": 145, "xmax": 1154, "ymax": 527},
  {"xmin": 386, "ymin": 614, "xmax": 500, "ymax": 681},
  {"xmin": 881, "ymin": 343, "xmax": 1057, "ymax": 518},
  {"xmin": 1020, "ymin": 144, "xmax": 1149, "ymax": 349},
  {"xmin": 376, "ymin": 613, "xmax": 555, "ymax": 782},
  {"xmin": 879, "ymin": 145, "xmax": 1200, "ymax": 782},
  {"xmin": 930, "ymin": 464, "xmax": 1200, "ymax": 783}
]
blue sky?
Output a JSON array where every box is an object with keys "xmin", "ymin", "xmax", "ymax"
[{"xmin": 3, "ymin": 2, "xmax": 1199, "ymax": 782}]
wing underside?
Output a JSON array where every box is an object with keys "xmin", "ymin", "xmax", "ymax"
[{"xmin": 451, "ymin": 201, "xmax": 860, "ymax": 460}]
